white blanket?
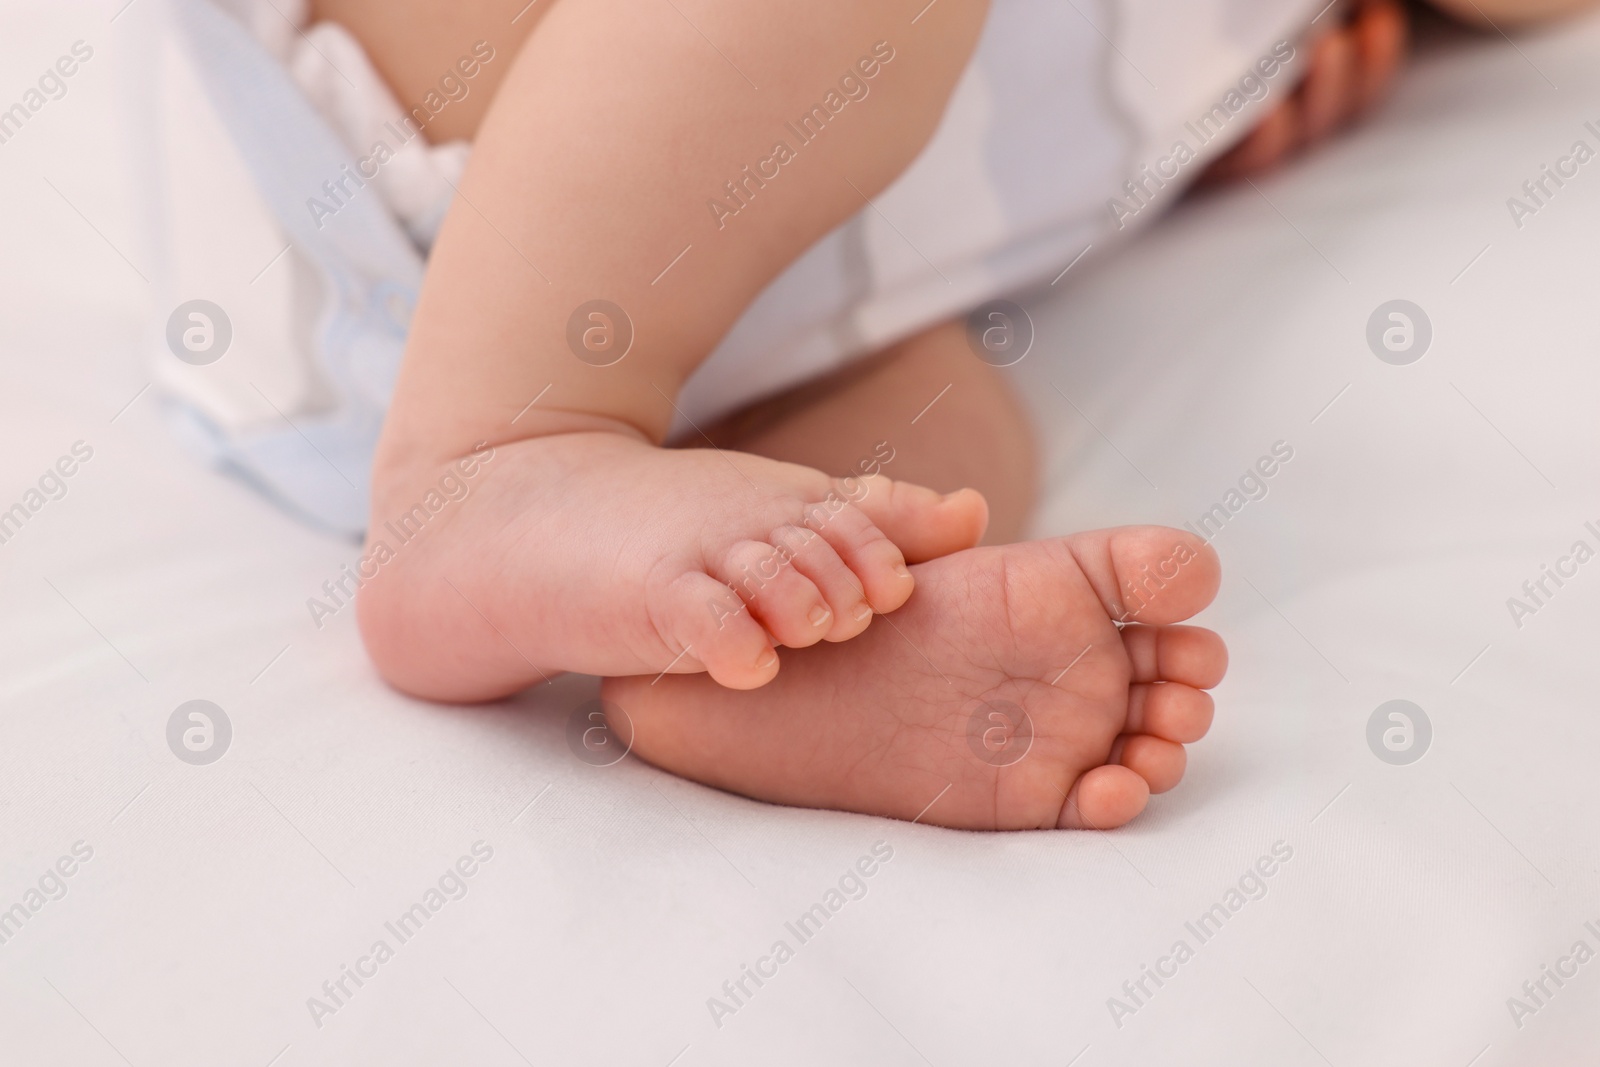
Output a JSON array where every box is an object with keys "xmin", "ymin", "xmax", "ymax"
[{"xmin": 3, "ymin": 3, "xmax": 1600, "ymax": 1064}]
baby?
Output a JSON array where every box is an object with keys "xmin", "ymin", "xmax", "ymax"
[{"xmin": 317, "ymin": 0, "xmax": 1585, "ymax": 830}]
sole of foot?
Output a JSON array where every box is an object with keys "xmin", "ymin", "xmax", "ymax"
[{"xmin": 602, "ymin": 525, "xmax": 1226, "ymax": 831}]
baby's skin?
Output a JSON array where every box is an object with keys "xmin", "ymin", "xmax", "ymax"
[
  {"xmin": 366, "ymin": 428, "xmax": 991, "ymax": 693},
  {"xmin": 609, "ymin": 528, "xmax": 1224, "ymax": 830},
  {"xmin": 330, "ymin": 0, "xmax": 1549, "ymax": 829}
]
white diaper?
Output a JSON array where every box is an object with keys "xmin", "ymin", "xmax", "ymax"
[{"xmin": 154, "ymin": 0, "xmax": 1322, "ymax": 535}]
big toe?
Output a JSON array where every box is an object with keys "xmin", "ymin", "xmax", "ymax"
[{"xmin": 1063, "ymin": 526, "xmax": 1221, "ymax": 626}]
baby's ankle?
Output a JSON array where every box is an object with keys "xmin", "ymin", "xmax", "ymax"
[{"xmin": 371, "ymin": 404, "xmax": 655, "ymax": 512}]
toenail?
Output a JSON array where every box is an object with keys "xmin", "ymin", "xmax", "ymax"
[
  {"xmin": 853, "ymin": 603, "xmax": 873, "ymax": 622},
  {"xmin": 756, "ymin": 649, "xmax": 778, "ymax": 670},
  {"xmin": 809, "ymin": 604, "xmax": 832, "ymax": 628},
  {"xmin": 893, "ymin": 562, "xmax": 912, "ymax": 579}
]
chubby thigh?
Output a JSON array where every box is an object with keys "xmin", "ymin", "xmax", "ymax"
[{"xmin": 367, "ymin": 0, "xmax": 992, "ymax": 485}]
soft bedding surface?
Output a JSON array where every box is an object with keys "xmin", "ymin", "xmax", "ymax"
[{"xmin": 4, "ymin": 4, "xmax": 1600, "ymax": 1064}]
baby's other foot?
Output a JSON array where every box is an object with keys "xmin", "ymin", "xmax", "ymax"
[
  {"xmin": 605, "ymin": 526, "xmax": 1226, "ymax": 831},
  {"xmin": 358, "ymin": 432, "xmax": 988, "ymax": 701}
]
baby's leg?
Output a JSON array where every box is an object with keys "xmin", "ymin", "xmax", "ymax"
[
  {"xmin": 335, "ymin": 0, "xmax": 1231, "ymax": 830},
  {"xmin": 355, "ymin": 0, "xmax": 994, "ymax": 700},
  {"xmin": 308, "ymin": 0, "xmax": 540, "ymax": 143}
]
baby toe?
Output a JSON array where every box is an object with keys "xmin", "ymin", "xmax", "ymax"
[
  {"xmin": 718, "ymin": 539, "xmax": 832, "ymax": 649},
  {"xmin": 1056, "ymin": 764, "xmax": 1150, "ymax": 830},
  {"xmin": 656, "ymin": 569, "xmax": 779, "ymax": 690},
  {"xmin": 772, "ymin": 525, "xmax": 875, "ymax": 642},
  {"xmin": 803, "ymin": 499, "xmax": 915, "ymax": 615},
  {"xmin": 1122, "ymin": 624, "xmax": 1228, "ymax": 689},
  {"xmin": 1126, "ymin": 682, "xmax": 1215, "ymax": 744},
  {"xmin": 841, "ymin": 474, "xmax": 989, "ymax": 562},
  {"xmin": 1113, "ymin": 734, "xmax": 1187, "ymax": 795}
]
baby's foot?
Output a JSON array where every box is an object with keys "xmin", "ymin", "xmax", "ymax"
[
  {"xmin": 358, "ymin": 431, "xmax": 988, "ymax": 701},
  {"xmin": 604, "ymin": 526, "xmax": 1225, "ymax": 831}
]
